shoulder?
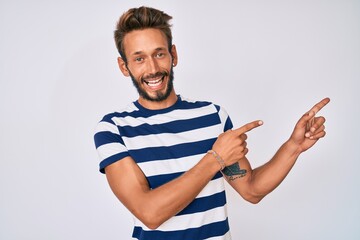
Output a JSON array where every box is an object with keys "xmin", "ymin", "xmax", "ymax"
[
  {"xmin": 97, "ymin": 102, "xmax": 139, "ymax": 123},
  {"xmin": 179, "ymin": 96, "xmax": 229, "ymax": 115},
  {"xmin": 179, "ymin": 95, "xmax": 220, "ymax": 110},
  {"xmin": 94, "ymin": 102, "xmax": 139, "ymax": 135}
]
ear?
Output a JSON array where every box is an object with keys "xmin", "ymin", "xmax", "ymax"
[
  {"xmin": 171, "ymin": 44, "xmax": 178, "ymax": 67},
  {"xmin": 117, "ymin": 57, "xmax": 130, "ymax": 77}
]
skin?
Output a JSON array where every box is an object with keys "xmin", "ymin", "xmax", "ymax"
[
  {"xmin": 117, "ymin": 28, "xmax": 178, "ymax": 110},
  {"xmin": 107, "ymin": 28, "xmax": 330, "ymax": 229}
]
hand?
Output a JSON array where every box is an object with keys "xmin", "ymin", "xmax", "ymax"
[
  {"xmin": 289, "ymin": 98, "xmax": 330, "ymax": 153},
  {"xmin": 212, "ymin": 120, "xmax": 263, "ymax": 166}
]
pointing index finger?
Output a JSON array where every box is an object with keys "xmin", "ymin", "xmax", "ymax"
[
  {"xmin": 233, "ymin": 120, "xmax": 263, "ymax": 135},
  {"xmin": 308, "ymin": 97, "xmax": 330, "ymax": 116}
]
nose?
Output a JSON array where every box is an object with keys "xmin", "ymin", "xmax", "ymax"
[{"xmin": 147, "ymin": 57, "xmax": 160, "ymax": 74}]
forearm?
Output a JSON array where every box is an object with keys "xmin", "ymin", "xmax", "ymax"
[
  {"xmin": 147, "ymin": 155, "xmax": 219, "ymax": 225},
  {"xmin": 248, "ymin": 140, "xmax": 302, "ymax": 202},
  {"xmin": 115, "ymin": 154, "xmax": 220, "ymax": 229},
  {"xmin": 227, "ymin": 98, "xmax": 329, "ymax": 203}
]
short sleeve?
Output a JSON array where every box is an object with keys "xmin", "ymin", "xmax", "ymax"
[
  {"xmin": 215, "ymin": 105, "xmax": 233, "ymax": 132},
  {"xmin": 94, "ymin": 116, "xmax": 130, "ymax": 173}
]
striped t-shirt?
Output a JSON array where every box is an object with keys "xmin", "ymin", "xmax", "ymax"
[{"xmin": 94, "ymin": 95, "xmax": 233, "ymax": 240}]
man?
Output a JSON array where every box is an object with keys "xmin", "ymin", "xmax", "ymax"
[{"xmin": 94, "ymin": 6, "xmax": 329, "ymax": 240}]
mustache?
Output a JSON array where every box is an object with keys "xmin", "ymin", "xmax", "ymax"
[{"xmin": 141, "ymin": 71, "xmax": 168, "ymax": 82}]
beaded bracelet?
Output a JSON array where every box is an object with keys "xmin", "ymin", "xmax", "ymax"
[{"xmin": 207, "ymin": 150, "xmax": 225, "ymax": 171}]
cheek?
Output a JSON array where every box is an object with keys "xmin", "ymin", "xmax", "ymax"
[
  {"xmin": 127, "ymin": 65, "xmax": 145, "ymax": 79},
  {"xmin": 160, "ymin": 61, "xmax": 173, "ymax": 72}
]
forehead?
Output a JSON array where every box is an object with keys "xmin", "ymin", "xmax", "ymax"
[{"xmin": 123, "ymin": 28, "xmax": 168, "ymax": 56}]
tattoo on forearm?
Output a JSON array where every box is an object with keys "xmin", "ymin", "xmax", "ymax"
[{"xmin": 222, "ymin": 163, "xmax": 247, "ymax": 181}]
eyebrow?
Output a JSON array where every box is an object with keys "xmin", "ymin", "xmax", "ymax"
[{"xmin": 131, "ymin": 47, "xmax": 167, "ymax": 56}]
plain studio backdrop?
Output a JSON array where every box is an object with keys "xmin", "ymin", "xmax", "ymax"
[{"xmin": 1, "ymin": 0, "xmax": 359, "ymax": 239}]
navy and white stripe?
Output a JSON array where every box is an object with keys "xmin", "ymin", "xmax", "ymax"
[{"xmin": 94, "ymin": 96, "xmax": 233, "ymax": 240}]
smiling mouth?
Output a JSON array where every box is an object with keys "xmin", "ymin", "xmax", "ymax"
[
  {"xmin": 142, "ymin": 72, "xmax": 167, "ymax": 88},
  {"xmin": 144, "ymin": 76, "xmax": 164, "ymax": 88}
]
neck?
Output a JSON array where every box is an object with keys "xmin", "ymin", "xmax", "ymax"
[{"xmin": 138, "ymin": 91, "xmax": 178, "ymax": 110}]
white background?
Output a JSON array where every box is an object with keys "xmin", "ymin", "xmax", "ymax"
[{"xmin": 1, "ymin": 0, "xmax": 359, "ymax": 239}]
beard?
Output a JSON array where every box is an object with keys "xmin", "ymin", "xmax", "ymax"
[{"xmin": 128, "ymin": 66, "xmax": 175, "ymax": 102}]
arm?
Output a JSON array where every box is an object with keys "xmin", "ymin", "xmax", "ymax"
[
  {"xmin": 226, "ymin": 98, "xmax": 330, "ymax": 203},
  {"xmin": 105, "ymin": 121, "xmax": 262, "ymax": 229},
  {"xmin": 105, "ymin": 154, "xmax": 219, "ymax": 229}
]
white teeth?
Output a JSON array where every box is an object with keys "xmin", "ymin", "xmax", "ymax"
[{"xmin": 146, "ymin": 78, "xmax": 162, "ymax": 87}]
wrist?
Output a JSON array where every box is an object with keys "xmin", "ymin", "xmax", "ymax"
[
  {"xmin": 207, "ymin": 150, "xmax": 225, "ymax": 171},
  {"xmin": 284, "ymin": 139, "xmax": 303, "ymax": 157}
]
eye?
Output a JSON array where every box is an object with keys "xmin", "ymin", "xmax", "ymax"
[
  {"xmin": 135, "ymin": 57, "xmax": 144, "ymax": 62},
  {"xmin": 155, "ymin": 52, "xmax": 165, "ymax": 58}
]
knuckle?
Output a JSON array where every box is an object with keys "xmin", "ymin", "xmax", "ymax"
[{"xmin": 244, "ymin": 148, "xmax": 249, "ymax": 154}]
